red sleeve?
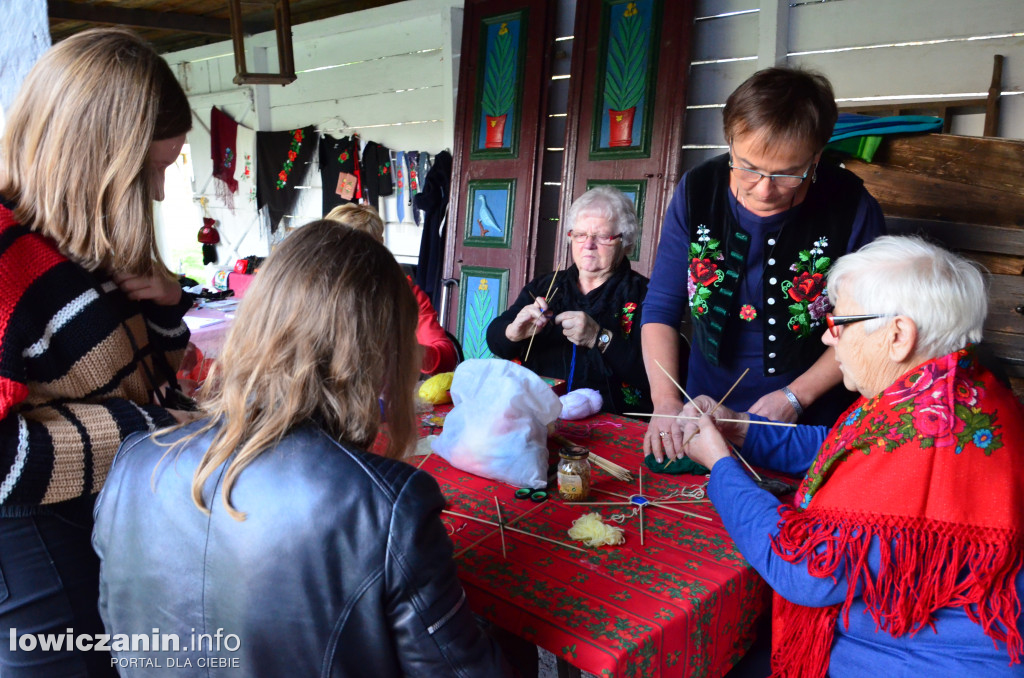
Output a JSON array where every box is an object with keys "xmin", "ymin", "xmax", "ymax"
[{"xmin": 409, "ymin": 279, "xmax": 457, "ymax": 375}]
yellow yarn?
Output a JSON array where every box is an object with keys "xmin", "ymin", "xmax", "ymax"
[
  {"xmin": 568, "ymin": 513, "xmax": 625, "ymax": 547},
  {"xmin": 418, "ymin": 372, "xmax": 454, "ymax": 405}
]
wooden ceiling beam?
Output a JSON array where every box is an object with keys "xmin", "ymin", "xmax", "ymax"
[{"xmin": 49, "ymin": 1, "xmax": 233, "ymax": 36}]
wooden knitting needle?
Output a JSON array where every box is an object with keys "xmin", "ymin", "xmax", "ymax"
[
  {"xmin": 625, "ymin": 413, "xmax": 797, "ymax": 428},
  {"xmin": 653, "ymin": 359, "xmax": 698, "ymax": 407},
  {"xmin": 453, "ymin": 501, "xmax": 548, "ymax": 558},
  {"xmin": 706, "ymin": 368, "xmax": 749, "ymax": 419},
  {"xmin": 639, "ymin": 467, "xmax": 644, "ymax": 546},
  {"xmin": 680, "ymin": 367, "xmax": 749, "ymax": 447},
  {"xmin": 523, "ymin": 269, "xmax": 560, "ymax": 363},
  {"xmin": 653, "ymin": 503, "xmax": 711, "ymax": 521},
  {"xmin": 444, "ymin": 509, "xmax": 588, "ymax": 554},
  {"xmin": 494, "ymin": 497, "xmax": 508, "ymax": 559},
  {"xmin": 652, "ymin": 360, "xmax": 763, "ymax": 482}
]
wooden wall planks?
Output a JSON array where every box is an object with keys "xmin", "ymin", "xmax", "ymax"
[{"xmin": 683, "ymin": 0, "xmax": 1024, "ymax": 167}]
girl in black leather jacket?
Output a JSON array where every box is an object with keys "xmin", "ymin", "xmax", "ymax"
[{"xmin": 93, "ymin": 221, "xmax": 512, "ymax": 677}]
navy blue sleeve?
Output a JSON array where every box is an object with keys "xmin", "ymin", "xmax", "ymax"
[
  {"xmin": 641, "ymin": 176, "xmax": 690, "ymax": 328},
  {"xmin": 709, "ymin": 457, "xmax": 851, "ymax": 607},
  {"xmin": 846, "ymin": 190, "xmax": 886, "ymax": 252},
  {"xmin": 740, "ymin": 413, "xmax": 827, "ymax": 475}
]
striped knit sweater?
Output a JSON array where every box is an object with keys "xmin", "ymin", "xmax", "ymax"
[{"xmin": 0, "ymin": 202, "xmax": 190, "ymax": 511}]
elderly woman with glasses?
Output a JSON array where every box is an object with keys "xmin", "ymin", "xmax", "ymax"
[
  {"xmin": 486, "ymin": 186, "xmax": 651, "ymax": 415},
  {"xmin": 676, "ymin": 236, "xmax": 1024, "ymax": 678},
  {"xmin": 642, "ymin": 67, "xmax": 886, "ymax": 461}
]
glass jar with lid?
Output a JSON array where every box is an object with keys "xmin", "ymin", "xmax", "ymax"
[{"xmin": 557, "ymin": 445, "xmax": 592, "ymax": 502}]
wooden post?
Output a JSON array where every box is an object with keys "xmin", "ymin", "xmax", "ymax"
[{"xmin": 984, "ymin": 55, "xmax": 1004, "ymax": 138}]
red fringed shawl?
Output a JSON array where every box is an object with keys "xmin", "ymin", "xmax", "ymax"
[{"xmin": 770, "ymin": 346, "xmax": 1024, "ymax": 678}]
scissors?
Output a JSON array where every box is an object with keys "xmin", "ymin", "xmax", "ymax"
[{"xmin": 514, "ymin": 488, "xmax": 549, "ymax": 503}]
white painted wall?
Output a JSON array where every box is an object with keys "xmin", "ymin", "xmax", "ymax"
[
  {"xmin": 683, "ymin": 0, "xmax": 1024, "ymax": 170},
  {"xmin": 6, "ymin": 0, "xmax": 1010, "ymax": 277},
  {"xmin": 0, "ymin": 0, "xmax": 50, "ymax": 124},
  {"xmin": 160, "ymin": 0, "xmax": 463, "ymax": 278}
]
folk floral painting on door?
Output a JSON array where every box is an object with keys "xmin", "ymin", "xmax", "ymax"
[
  {"xmin": 473, "ymin": 12, "xmax": 526, "ymax": 158},
  {"xmin": 592, "ymin": 0, "xmax": 661, "ymax": 159},
  {"xmin": 458, "ymin": 267, "xmax": 509, "ymax": 360}
]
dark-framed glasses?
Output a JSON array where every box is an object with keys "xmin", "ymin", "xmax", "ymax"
[
  {"xmin": 728, "ymin": 149, "xmax": 814, "ymax": 189},
  {"xmin": 567, "ymin": 230, "xmax": 623, "ymax": 246},
  {"xmin": 825, "ymin": 313, "xmax": 893, "ymax": 338}
]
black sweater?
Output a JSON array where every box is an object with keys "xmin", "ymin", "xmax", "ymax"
[{"xmin": 486, "ymin": 260, "xmax": 652, "ymax": 415}]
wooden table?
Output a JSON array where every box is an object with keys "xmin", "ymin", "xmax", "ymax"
[{"xmin": 415, "ymin": 411, "xmax": 769, "ymax": 678}]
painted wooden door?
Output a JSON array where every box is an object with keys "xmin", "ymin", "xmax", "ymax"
[
  {"xmin": 443, "ymin": 0, "xmax": 554, "ymax": 359},
  {"xmin": 560, "ymin": 0, "xmax": 696, "ymax": 277}
]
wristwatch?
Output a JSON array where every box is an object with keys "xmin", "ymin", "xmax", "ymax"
[{"xmin": 596, "ymin": 328, "xmax": 612, "ymax": 353}]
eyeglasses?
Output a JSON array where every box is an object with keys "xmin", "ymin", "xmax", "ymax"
[
  {"xmin": 567, "ymin": 230, "xmax": 623, "ymax": 246},
  {"xmin": 728, "ymin": 149, "xmax": 815, "ymax": 190},
  {"xmin": 825, "ymin": 313, "xmax": 893, "ymax": 338}
]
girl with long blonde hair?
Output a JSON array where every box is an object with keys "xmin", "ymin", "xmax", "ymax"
[
  {"xmin": 0, "ymin": 28, "xmax": 192, "ymax": 676},
  {"xmin": 93, "ymin": 221, "xmax": 511, "ymax": 675}
]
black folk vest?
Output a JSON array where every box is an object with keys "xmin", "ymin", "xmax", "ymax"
[{"xmin": 686, "ymin": 154, "xmax": 864, "ymax": 376}]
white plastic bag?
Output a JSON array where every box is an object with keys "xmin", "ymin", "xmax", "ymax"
[{"xmin": 431, "ymin": 359, "xmax": 562, "ymax": 489}]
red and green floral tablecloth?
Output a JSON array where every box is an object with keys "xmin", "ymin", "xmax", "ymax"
[{"xmin": 416, "ymin": 412, "xmax": 769, "ymax": 678}]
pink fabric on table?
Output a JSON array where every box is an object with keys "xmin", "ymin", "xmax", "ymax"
[{"xmin": 228, "ymin": 272, "xmax": 255, "ymax": 299}]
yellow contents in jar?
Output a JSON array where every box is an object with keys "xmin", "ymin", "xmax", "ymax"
[{"xmin": 557, "ymin": 445, "xmax": 592, "ymax": 502}]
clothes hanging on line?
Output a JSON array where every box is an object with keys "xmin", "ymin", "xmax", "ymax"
[
  {"xmin": 359, "ymin": 140, "xmax": 393, "ymax": 213},
  {"xmin": 318, "ymin": 133, "xmax": 362, "ymax": 215},
  {"xmin": 210, "ymin": 107, "xmax": 239, "ymax": 212},
  {"xmin": 414, "ymin": 150, "xmax": 452, "ymax": 309},
  {"xmin": 255, "ymin": 125, "xmax": 317, "ymax": 233}
]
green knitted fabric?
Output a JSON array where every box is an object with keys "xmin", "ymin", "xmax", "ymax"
[{"xmin": 644, "ymin": 454, "xmax": 709, "ymax": 476}]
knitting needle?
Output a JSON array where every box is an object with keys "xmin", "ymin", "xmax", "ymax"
[
  {"xmin": 494, "ymin": 497, "xmax": 507, "ymax": 559},
  {"xmin": 524, "ymin": 269, "xmax": 560, "ymax": 363},
  {"xmin": 639, "ymin": 467, "xmax": 645, "ymax": 546},
  {"xmin": 570, "ymin": 499, "xmax": 711, "ymax": 521},
  {"xmin": 625, "ymin": 413, "xmax": 797, "ymax": 428},
  {"xmin": 680, "ymin": 367, "xmax": 749, "ymax": 447},
  {"xmin": 453, "ymin": 501, "xmax": 548, "ymax": 558},
  {"xmin": 652, "ymin": 360, "xmax": 763, "ymax": 482},
  {"xmin": 653, "ymin": 504, "xmax": 712, "ymax": 521},
  {"xmin": 653, "ymin": 359, "xmax": 698, "ymax": 407},
  {"xmin": 706, "ymin": 368, "xmax": 749, "ymax": 419},
  {"xmin": 444, "ymin": 509, "xmax": 588, "ymax": 554}
]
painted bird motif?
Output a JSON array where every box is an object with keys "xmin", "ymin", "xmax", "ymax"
[{"xmin": 475, "ymin": 194, "xmax": 504, "ymax": 237}]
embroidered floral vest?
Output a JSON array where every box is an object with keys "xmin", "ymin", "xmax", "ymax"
[{"xmin": 685, "ymin": 154, "xmax": 864, "ymax": 375}]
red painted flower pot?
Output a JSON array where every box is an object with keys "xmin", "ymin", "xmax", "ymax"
[
  {"xmin": 484, "ymin": 114, "xmax": 508, "ymax": 148},
  {"xmin": 608, "ymin": 107, "xmax": 637, "ymax": 147}
]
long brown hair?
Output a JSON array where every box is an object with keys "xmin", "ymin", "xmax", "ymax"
[
  {"xmin": 0, "ymin": 28, "xmax": 191, "ymax": 277},
  {"xmin": 186, "ymin": 221, "xmax": 421, "ymax": 520}
]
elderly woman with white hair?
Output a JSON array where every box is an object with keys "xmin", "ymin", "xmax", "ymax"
[
  {"xmin": 486, "ymin": 186, "xmax": 651, "ymax": 415},
  {"xmin": 673, "ymin": 235, "xmax": 1024, "ymax": 677}
]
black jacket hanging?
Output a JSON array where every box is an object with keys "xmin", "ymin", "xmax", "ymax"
[
  {"xmin": 358, "ymin": 141, "xmax": 394, "ymax": 211},
  {"xmin": 413, "ymin": 150, "xmax": 452, "ymax": 309}
]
